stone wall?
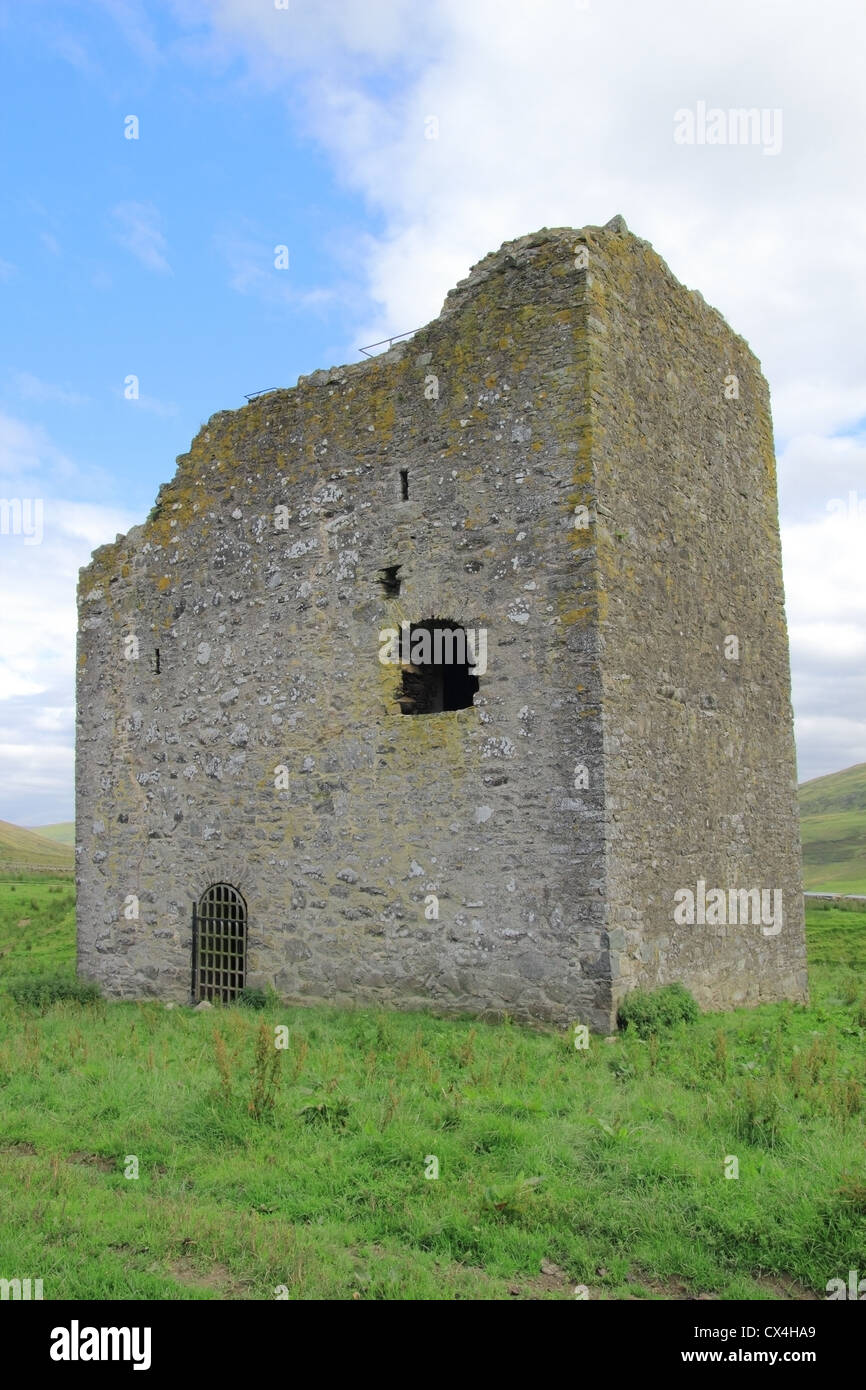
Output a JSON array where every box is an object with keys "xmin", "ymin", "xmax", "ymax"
[
  {"xmin": 586, "ymin": 219, "xmax": 807, "ymax": 1012},
  {"xmin": 77, "ymin": 227, "xmax": 613, "ymax": 1028},
  {"xmin": 76, "ymin": 216, "xmax": 806, "ymax": 1030}
]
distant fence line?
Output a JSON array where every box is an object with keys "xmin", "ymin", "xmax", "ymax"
[
  {"xmin": 0, "ymin": 861, "xmax": 75, "ymax": 872},
  {"xmin": 803, "ymin": 891, "xmax": 866, "ymax": 905}
]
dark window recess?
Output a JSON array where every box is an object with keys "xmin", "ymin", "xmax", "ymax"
[
  {"xmin": 399, "ymin": 468, "xmax": 409, "ymax": 500},
  {"xmin": 397, "ymin": 619, "xmax": 479, "ymax": 715},
  {"xmin": 377, "ymin": 564, "xmax": 402, "ymax": 598},
  {"xmin": 193, "ymin": 882, "xmax": 247, "ymax": 1003},
  {"xmin": 153, "ymin": 648, "xmax": 161, "ymax": 674}
]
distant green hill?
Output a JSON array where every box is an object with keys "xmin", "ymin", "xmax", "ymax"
[
  {"xmin": 0, "ymin": 820, "xmax": 74, "ymax": 871},
  {"xmin": 799, "ymin": 762, "xmax": 866, "ymax": 894},
  {"xmin": 28, "ymin": 822, "xmax": 75, "ymax": 846}
]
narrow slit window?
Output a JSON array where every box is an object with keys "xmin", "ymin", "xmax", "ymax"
[{"xmin": 399, "ymin": 468, "xmax": 409, "ymax": 500}]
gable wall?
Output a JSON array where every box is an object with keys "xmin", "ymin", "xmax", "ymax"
[{"xmin": 76, "ymin": 232, "xmax": 610, "ymax": 1026}]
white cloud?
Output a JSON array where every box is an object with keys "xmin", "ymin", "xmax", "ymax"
[
  {"xmin": 215, "ymin": 228, "xmax": 341, "ymax": 312},
  {"xmin": 13, "ymin": 372, "xmax": 88, "ymax": 407},
  {"xmin": 0, "ymin": 673, "xmax": 44, "ymax": 700},
  {"xmin": 0, "ymin": 503, "xmax": 138, "ymax": 823},
  {"xmin": 47, "ymin": 30, "xmax": 97, "ymax": 76},
  {"xmin": 123, "ymin": 394, "xmax": 180, "ymax": 418},
  {"xmin": 31, "ymin": 706, "xmax": 75, "ymax": 734},
  {"xmin": 110, "ymin": 201, "xmax": 171, "ymax": 274},
  {"xmin": 96, "ymin": 0, "xmax": 161, "ymax": 66},
  {"xmin": 187, "ymin": 0, "xmax": 866, "ymax": 784},
  {"xmin": 0, "ymin": 412, "xmax": 77, "ymax": 484},
  {"xmin": 191, "ymin": 2, "xmax": 866, "ymax": 427},
  {"xmin": 0, "ymin": 412, "xmax": 140, "ymax": 822},
  {"xmin": 782, "ymin": 514, "xmax": 866, "ymax": 781},
  {"xmin": 778, "ymin": 433, "xmax": 866, "ymax": 526}
]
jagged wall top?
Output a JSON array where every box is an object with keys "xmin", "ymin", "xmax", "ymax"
[{"xmin": 80, "ymin": 213, "xmax": 754, "ymax": 577}]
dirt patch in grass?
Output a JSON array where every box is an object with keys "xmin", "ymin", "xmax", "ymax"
[
  {"xmin": 67, "ymin": 1151, "xmax": 115, "ymax": 1172},
  {"xmin": 602, "ymin": 1271, "xmax": 821, "ymax": 1301},
  {"xmin": 508, "ymin": 1258, "xmax": 577, "ymax": 1299},
  {"xmin": 620, "ymin": 1274, "xmax": 707, "ymax": 1300},
  {"xmin": 752, "ymin": 1275, "xmax": 820, "ymax": 1300},
  {"xmin": 168, "ymin": 1259, "xmax": 245, "ymax": 1295}
]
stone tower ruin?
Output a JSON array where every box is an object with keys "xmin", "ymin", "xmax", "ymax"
[{"xmin": 76, "ymin": 215, "xmax": 807, "ymax": 1032}]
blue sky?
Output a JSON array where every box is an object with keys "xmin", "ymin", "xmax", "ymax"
[
  {"xmin": 0, "ymin": 2, "xmax": 383, "ymax": 519},
  {"xmin": 1, "ymin": 0, "xmax": 864, "ymax": 825}
]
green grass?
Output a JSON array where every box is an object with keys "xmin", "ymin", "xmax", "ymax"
[
  {"xmin": 801, "ymin": 896, "xmax": 866, "ymax": 967},
  {"xmin": 801, "ymin": 810, "xmax": 866, "ymax": 893},
  {"xmin": 0, "ymin": 879, "xmax": 864, "ymax": 1301},
  {"xmin": 0, "ymin": 876, "xmax": 76, "ymax": 977},
  {"xmin": 799, "ymin": 762, "xmax": 866, "ymax": 893}
]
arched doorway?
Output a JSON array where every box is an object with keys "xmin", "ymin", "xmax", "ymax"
[{"xmin": 193, "ymin": 883, "xmax": 247, "ymax": 1003}]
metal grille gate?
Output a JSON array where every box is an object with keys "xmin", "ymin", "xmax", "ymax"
[{"xmin": 193, "ymin": 883, "xmax": 247, "ymax": 1003}]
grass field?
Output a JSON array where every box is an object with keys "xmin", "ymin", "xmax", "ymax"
[
  {"xmin": 799, "ymin": 762, "xmax": 866, "ymax": 894},
  {"xmin": 0, "ymin": 876, "xmax": 76, "ymax": 978},
  {"xmin": 0, "ymin": 819, "xmax": 74, "ymax": 872},
  {"xmin": 801, "ymin": 810, "xmax": 866, "ymax": 894},
  {"xmin": 0, "ymin": 877, "xmax": 864, "ymax": 1300}
]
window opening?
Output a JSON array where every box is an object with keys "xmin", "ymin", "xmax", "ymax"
[{"xmin": 397, "ymin": 619, "xmax": 479, "ymax": 714}]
